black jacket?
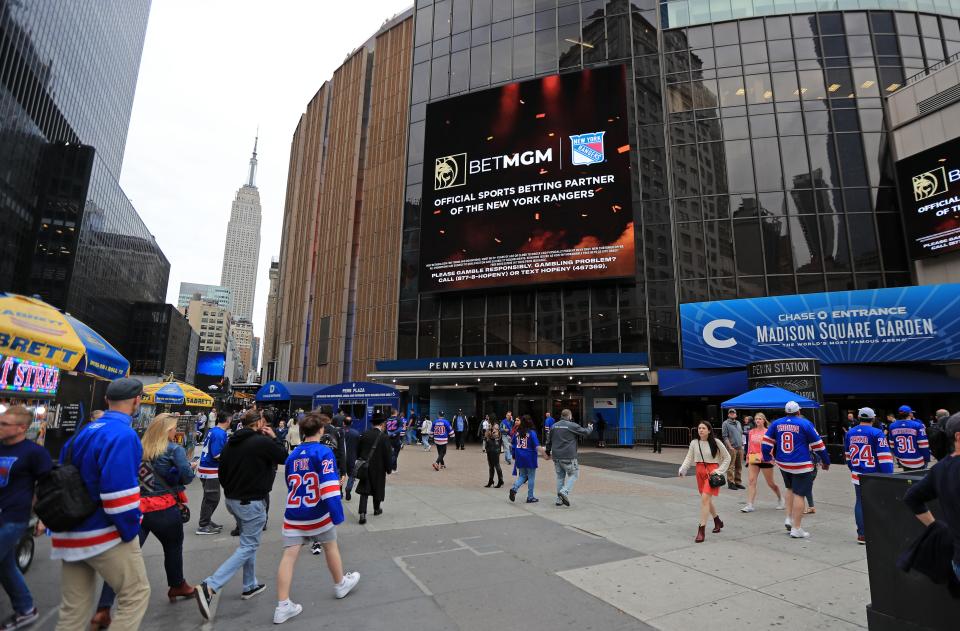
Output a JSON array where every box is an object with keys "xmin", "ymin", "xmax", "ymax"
[
  {"xmin": 356, "ymin": 427, "xmax": 391, "ymax": 502},
  {"xmin": 218, "ymin": 428, "xmax": 288, "ymax": 501}
]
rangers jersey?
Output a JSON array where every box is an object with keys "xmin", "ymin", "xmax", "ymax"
[
  {"xmin": 432, "ymin": 418, "xmax": 454, "ymax": 445},
  {"xmin": 198, "ymin": 426, "xmax": 227, "ymax": 479},
  {"xmin": 888, "ymin": 420, "xmax": 930, "ymax": 469},
  {"xmin": 844, "ymin": 425, "xmax": 894, "ymax": 484},
  {"xmin": 385, "ymin": 415, "xmax": 403, "ymax": 438},
  {"xmin": 282, "ymin": 442, "xmax": 344, "ymax": 537},
  {"xmin": 761, "ymin": 415, "xmax": 831, "ymax": 474}
]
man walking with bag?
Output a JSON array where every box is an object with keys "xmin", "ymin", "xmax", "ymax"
[
  {"xmin": 355, "ymin": 414, "xmax": 392, "ymax": 525},
  {"xmin": 545, "ymin": 409, "xmax": 592, "ymax": 507},
  {"xmin": 51, "ymin": 378, "xmax": 150, "ymax": 631}
]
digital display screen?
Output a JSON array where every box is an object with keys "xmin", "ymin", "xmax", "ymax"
[
  {"xmin": 895, "ymin": 137, "xmax": 960, "ymax": 259},
  {"xmin": 419, "ymin": 65, "xmax": 635, "ymax": 292},
  {"xmin": 196, "ymin": 351, "xmax": 226, "ymax": 377}
]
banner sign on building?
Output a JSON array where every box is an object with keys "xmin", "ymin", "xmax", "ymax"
[
  {"xmin": 419, "ymin": 65, "xmax": 635, "ymax": 292},
  {"xmin": 895, "ymin": 137, "xmax": 960, "ymax": 259},
  {"xmin": 0, "ymin": 354, "xmax": 59, "ymax": 395},
  {"xmin": 680, "ymin": 284, "xmax": 960, "ymax": 368},
  {"xmin": 376, "ymin": 353, "xmax": 648, "ymax": 373}
]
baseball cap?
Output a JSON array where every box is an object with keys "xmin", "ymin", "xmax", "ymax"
[
  {"xmin": 105, "ymin": 377, "xmax": 143, "ymax": 401},
  {"xmin": 784, "ymin": 401, "xmax": 800, "ymax": 414},
  {"xmin": 898, "ymin": 405, "xmax": 913, "ymax": 414},
  {"xmin": 857, "ymin": 407, "xmax": 876, "ymax": 420},
  {"xmin": 727, "ymin": 408, "xmax": 737, "ymax": 415}
]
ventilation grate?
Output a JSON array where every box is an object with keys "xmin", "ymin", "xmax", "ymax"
[{"xmin": 918, "ymin": 84, "xmax": 960, "ymax": 115}]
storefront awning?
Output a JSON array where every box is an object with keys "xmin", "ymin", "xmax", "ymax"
[
  {"xmin": 255, "ymin": 381, "xmax": 326, "ymax": 402},
  {"xmin": 370, "ymin": 353, "xmax": 649, "ymax": 382}
]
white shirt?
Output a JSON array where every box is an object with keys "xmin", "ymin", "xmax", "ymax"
[{"xmin": 481, "ymin": 419, "xmax": 490, "ymax": 431}]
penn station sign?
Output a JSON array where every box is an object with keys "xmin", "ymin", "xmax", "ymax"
[
  {"xmin": 680, "ymin": 284, "xmax": 960, "ymax": 369},
  {"xmin": 428, "ymin": 356, "xmax": 575, "ymax": 371}
]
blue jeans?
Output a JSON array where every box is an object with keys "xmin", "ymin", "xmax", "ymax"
[
  {"xmin": 502, "ymin": 435, "xmax": 512, "ymax": 464},
  {"xmin": 512, "ymin": 467, "xmax": 536, "ymax": 499},
  {"xmin": 0, "ymin": 521, "xmax": 32, "ymax": 614},
  {"xmin": 405, "ymin": 427, "xmax": 416, "ymax": 445},
  {"xmin": 554, "ymin": 459, "xmax": 579, "ymax": 496},
  {"xmin": 206, "ymin": 499, "xmax": 267, "ymax": 593},
  {"xmin": 854, "ymin": 484, "xmax": 864, "ymax": 537},
  {"xmin": 422, "ymin": 433, "xmax": 431, "ymax": 450}
]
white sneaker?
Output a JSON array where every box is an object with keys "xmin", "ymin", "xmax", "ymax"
[
  {"xmin": 273, "ymin": 601, "xmax": 302, "ymax": 624},
  {"xmin": 784, "ymin": 517, "xmax": 793, "ymax": 532},
  {"xmin": 789, "ymin": 528, "xmax": 810, "ymax": 539},
  {"xmin": 740, "ymin": 504, "xmax": 755, "ymax": 513},
  {"xmin": 334, "ymin": 572, "xmax": 360, "ymax": 599},
  {"xmin": 776, "ymin": 498, "xmax": 785, "ymax": 510}
]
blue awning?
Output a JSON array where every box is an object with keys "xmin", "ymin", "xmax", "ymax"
[
  {"xmin": 255, "ymin": 381, "xmax": 326, "ymax": 402},
  {"xmin": 723, "ymin": 385, "xmax": 820, "ymax": 409},
  {"xmin": 658, "ymin": 368, "xmax": 748, "ymax": 397}
]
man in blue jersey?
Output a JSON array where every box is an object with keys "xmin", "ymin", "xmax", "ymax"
[
  {"xmin": 762, "ymin": 401, "xmax": 830, "ymax": 539},
  {"xmin": 453, "ymin": 410, "xmax": 469, "ymax": 450},
  {"xmin": 273, "ymin": 414, "xmax": 359, "ymax": 624},
  {"xmin": 844, "ymin": 408, "xmax": 894, "ymax": 544},
  {"xmin": 196, "ymin": 413, "xmax": 231, "ymax": 535},
  {"xmin": 385, "ymin": 408, "xmax": 404, "ymax": 472},
  {"xmin": 500, "ymin": 412, "xmax": 515, "ymax": 465},
  {"xmin": 432, "ymin": 413, "xmax": 454, "ymax": 471},
  {"xmin": 543, "ymin": 412, "xmax": 556, "ymax": 447},
  {"xmin": 889, "ymin": 405, "xmax": 930, "ymax": 470}
]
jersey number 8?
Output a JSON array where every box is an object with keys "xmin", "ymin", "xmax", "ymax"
[{"xmin": 780, "ymin": 433, "xmax": 794, "ymax": 454}]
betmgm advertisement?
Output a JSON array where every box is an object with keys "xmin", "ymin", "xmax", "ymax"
[
  {"xmin": 895, "ymin": 137, "xmax": 960, "ymax": 259},
  {"xmin": 419, "ymin": 65, "xmax": 634, "ymax": 293}
]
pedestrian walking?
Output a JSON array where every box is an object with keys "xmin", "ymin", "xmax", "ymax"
[
  {"xmin": 0, "ymin": 405, "xmax": 52, "ymax": 630},
  {"xmin": 405, "ymin": 412, "xmax": 418, "ymax": 446},
  {"xmin": 194, "ymin": 409, "xmax": 288, "ymax": 620},
  {"xmin": 356, "ymin": 415, "xmax": 392, "ymax": 525},
  {"xmin": 452, "ymin": 410, "xmax": 468, "ymax": 450},
  {"xmin": 651, "ymin": 415, "xmax": 663, "ymax": 453},
  {"xmin": 420, "ymin": 416, "xmax": 432, "ymax": 451},
  {"xmin": 594, "ymin": 412, "xmax": 606, "ymax": 447},
  {"xmin": 342, "ymin": 417, "xmax": 361, "ymax": 501},
  {"xmin": 545, "ymin": 409, "xmax": 592, "ymax": 507},
  {"xmin": 431, "ymin": 413, "xmax": 454, "ymax": 471},
  {"xmin": 93, "ymin": 414, "xmax": 198, "ymax": 628},
  {"xmin": 889, "ymin": 405, "xmax": 930, "ymax": 470},
  {"xmin": 480, "ymin": 415, "xmax": 491, "ymax": 453},
  {"xmin": 500, "ymin": 412, "xmax": 514, "ymax": 465},
  {"xmin": 332, "ymin": 409, "xmax": 346, "ymax": 428},
  {"xmin": 286, "ymin": 418, "xmax": 301, "ymax": 451},
  {"xmin": 721, "ymin": 409, "xmax": 745, "ymax": 490},
  {"xmin": 542, "ymin": 412, "xmax": 555, "ymax": 447},
  {"xmin": 52, "ymin": 378, "xmax": 150, "ymax": 631},
  {"xmin": 761, "ymin": 401, "xmax": 831, "ymax": 539},
  {"xmin": 385, "ymin": 408, "xmax": 404, "ymax": 471},
  {"xmin": 741, "ymin": 413, "xmax": 783, "ymax": 513},
  {"xmin": 483, "ymin": 422, "xmax": 504, "ymax": 488},
  {"xmin": 196, "ymin": 413, "xmax": 230, "ymax": 535},
  {"xmin": 508, "ymin": 416, "xmax": 540, "ymax": 504},
  {"xmin": 844, "ymin": 408, "xmax": 894, "ymax": 544},
  {"xmin": 273, "ymin": 415, "xmax": 359, "ymax": 624},
  {"xmin": 679, "ymin": 421, "xmax": 731, "ymax": 542}
]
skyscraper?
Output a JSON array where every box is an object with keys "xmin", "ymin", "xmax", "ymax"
[{"xmin": 220, "ymin": 137, "xmax": 262, "ymax": 321}]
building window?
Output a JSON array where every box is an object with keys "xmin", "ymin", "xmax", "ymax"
[{"xmin": 316, "ymin": 316, "xmax": 331, "ymax": 366}]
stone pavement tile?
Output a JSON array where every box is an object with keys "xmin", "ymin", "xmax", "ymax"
[
  {"xmin": 840, "ymin": 558, "xmax": 869, "ymax": 574},
  {"xmin": 557, "ymin": 556, "xmax": 746, "ymax": 621},
  {"xmin": 759, "ymin": 567, "xmax": 870, "ymax": 626},
  {"xmin": 590, "ymin": 522, "xmax": 699, "ymax": 555},
  {"xmin": 402, "ymin": 547, "xmax": 545, "ymax": 596},
  {"xmin": 438, "ymin": 574, "xmax": 649, "ymax": 631},
  {"xmin": 436, "ymin": 498, "xmax": 531, "ymax": 522},
  {"xmin": 528, "ymin": 500, "xmax": 653, "ymax": 530},
  {"xmin": 746, "ymin": 519, "xmax": 867, "ymax": 567},
  {"xmin": 656, "ymin": 539, "xmax": 833, "ymax": 589},
  {"xmin": 268, "ymin": 592, "xmax": 452, "ymax": 631},
  {"xmin": 647, "ymin": 589, "xmax": 867, "ymax": 631}
]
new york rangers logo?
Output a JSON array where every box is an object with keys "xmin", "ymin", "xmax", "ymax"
[{"xmin": 569, "ymin": 131, "xmax": 605, "ymax": 165}]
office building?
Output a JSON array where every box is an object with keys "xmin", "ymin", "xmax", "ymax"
[
  {"xmin": 177, "ymin": 282, "xmax": 233, "ymax": 310},
  {"xmin": 219, "ymin": 138, "xmax": 262, "ymax": 320},
  {"xmin": 183, "ymin": 298, "xmax": 231, "ymax": 353}
]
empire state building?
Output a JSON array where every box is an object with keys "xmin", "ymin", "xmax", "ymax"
[{"xmin": 220, "ymin": 137, "xmax": 262, "ymax": 321}]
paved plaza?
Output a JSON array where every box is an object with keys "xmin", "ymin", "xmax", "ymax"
[{"xmin": 11, "ymin": 443, "xmax": 873, "ymax": 630}]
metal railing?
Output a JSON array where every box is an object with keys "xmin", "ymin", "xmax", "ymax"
[{"xmin": 905, "ymin": 51, "xmax": 960, "ymax": 87}]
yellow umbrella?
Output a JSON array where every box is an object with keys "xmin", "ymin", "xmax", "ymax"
[{"xmin": 141, "ymin": 380, "xmax": 214, "ymax": 407}]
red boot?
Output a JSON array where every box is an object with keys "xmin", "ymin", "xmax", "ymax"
[
  {"xmin": 90, "ymin": 607, "xmax": 111, "ymax": 630},
  {"xmin": 167, "ymin": 581, "xmax": 196, "ymax": 602},
  {"xmin": 712, "ymin": 515, "xmax": 724, "ymax": 533},
  {"xmin": 695, "ymin": 525, "xmax": 706, "ymax": 543}
]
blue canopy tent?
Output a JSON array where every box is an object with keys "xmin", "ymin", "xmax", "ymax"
[
  {"xmin": 255, "ymin": 381, "xmax": 326, "ymax": 412},
  {"xmin": 312, "ymin": 382, "xmax": 400, "ymax": 432},
  {"xmin": 721, "ymin": 385, "xmax": 820, "ymax": 410}
]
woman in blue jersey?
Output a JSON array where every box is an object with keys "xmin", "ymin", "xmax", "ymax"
[{"xmin": 508, "ymin": 416, "xmax": 541, "ymax": 503}]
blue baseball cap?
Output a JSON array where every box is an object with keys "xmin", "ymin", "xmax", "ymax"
[{"xmin": 898, "ymin": 405, "xmax": 913, "ymax": 414}]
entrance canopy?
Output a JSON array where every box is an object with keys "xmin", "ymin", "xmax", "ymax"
[
  {"xmin": 722, "ymin": 385, "xmax": 820, "ymax": 410},
  {"xmin": 255, "ymin": 381, "xmax": 326, "ymax": 402},
  {"xmin": 370, "ymin": 353, "xmax": 649, "ymax": 383},
  {"xmin": 312, "ymin": 381, "xmax": 399, "ymax": 409}
]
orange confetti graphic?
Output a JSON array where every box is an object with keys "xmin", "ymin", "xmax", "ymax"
[
  {"xmin": 535, "ymin": 113, "xmax": 546, "ymax": 118},
  {"xmin": 617, "ymin": 145, "xmax": 630, "ymax": 153}
]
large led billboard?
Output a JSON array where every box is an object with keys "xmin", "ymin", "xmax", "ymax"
[
  {"xmin": 895, "ymin": 136, "xmax": 960, "ymax": 259},
  {"xmin": 419, "ymin": 65, "xmax": 634, "ymax": 293},
  {"xmin": 196, "ymin": 351, "xmax": 226, "ymax": 377}
]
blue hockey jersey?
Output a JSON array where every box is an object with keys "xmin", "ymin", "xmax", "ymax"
[
  {"xmin": 761, "ymin": 415, "xmax": 830, "ymax": 474},
  {"xmin": 888, "ymin": 420, "xmax": 930, "ymax": 469},
  {"xmin": 51, "ymin": 410, "xmax": 142, "ymax": 561},
  {"xmin": 385, "ymin": 415, "xmax": 403, "ymax": 437},
  {"xmin": 844, "ymin": 424, "xmax": 894, "ymax": 484},
  {"xmin": 432, "ymin": 418, "xmax": 454, "ymax": 445},
  {"xmin": 198, "ymin": 426, "xmax": 227, "ymax": 479},
  {"xmin": 282, "ymin": 441, "xmax": 344, "ymax": 537}
]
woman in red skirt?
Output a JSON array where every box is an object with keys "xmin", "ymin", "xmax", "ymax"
[{"xmin": 679, "ymin": 421, "xmax": 732, "ymax": 542}]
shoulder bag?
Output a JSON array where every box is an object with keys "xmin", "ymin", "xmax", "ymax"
[
  {"xmin": 34, "ymin": 435, "xmax": 99, "ymax": 531},
  {"xmin": 140, "ymin": 456, "xmax": 190, "ymax": 524},
  {"xmin": 698, "ymin": 441, "xmax": 727, "ymax": 488},
  {"xmin": 352, "ymin": 430, "xmax": 382, "ymax": 482}
]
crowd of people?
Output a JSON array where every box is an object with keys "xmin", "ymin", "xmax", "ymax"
[{"xmin": 1, "ymin": 376, "xmax": 958, "ymax": 629}]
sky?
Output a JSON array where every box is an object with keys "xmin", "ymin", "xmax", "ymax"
[{"xmin": 120, "ymin": 0, "xmax": 413, "ymax": 363}]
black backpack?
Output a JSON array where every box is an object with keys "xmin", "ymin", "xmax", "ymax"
[
  {"xmin": 927, "ymin": 423, "xmax": 951, "ymax": 462},
  {"xmin": 34, "ymin": 436, "xmax": 99, "ymax": 532}
]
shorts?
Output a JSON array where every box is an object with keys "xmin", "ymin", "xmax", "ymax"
[
  {"xmin": 283, "ymin": 526, "xmax": 337, "ymax": 548},
  {"xmin": 695, "ymin": 462, "xmax": 720, "ymax": 496},
  {"xmin": 757, "ymin": 462, "xmax": 773, "ymax": 469},
  {"xmin": 780, "ymin": 470, "xmax": 815, "ymax": 497}
]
